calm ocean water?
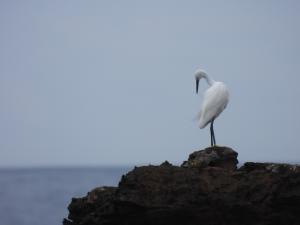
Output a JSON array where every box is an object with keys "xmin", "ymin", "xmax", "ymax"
[{"xmin": 0, "ymin": 167, "xmax": 131, "ymax": 225}]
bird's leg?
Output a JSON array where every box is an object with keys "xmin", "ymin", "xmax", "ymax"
[
  {"xmin": 210, "ymin": 121, "xmax": 214, "ymax": 146},
  {"xmin": 212, "ymin": 119, "xmax": 216, "ymax": 146}
]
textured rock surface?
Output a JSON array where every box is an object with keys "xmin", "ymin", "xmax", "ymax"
[
  {"xmin": 181, "ymin": 146, "xmax": 238, "ymax": 170},
  {"xmin": 63, "ymin": 146, "xmax": 300, "ymax": 225}
]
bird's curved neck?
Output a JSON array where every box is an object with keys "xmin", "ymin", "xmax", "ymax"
[{"xmin": 203, "ymin": 74, "xmax": 215, "ymax": 86}]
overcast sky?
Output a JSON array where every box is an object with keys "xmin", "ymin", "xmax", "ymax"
[{"xmin": 0, "ymin": 0, "xmax": 299, "ymax": 167}]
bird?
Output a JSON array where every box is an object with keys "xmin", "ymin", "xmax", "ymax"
[{"xmin": 194, "ymin": 69, "xmax": 229, "ymax": 146}]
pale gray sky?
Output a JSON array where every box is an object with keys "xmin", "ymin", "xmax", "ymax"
[{"xmin": 0, "ymin": 0, "xmax": 299, "ymax": 167}]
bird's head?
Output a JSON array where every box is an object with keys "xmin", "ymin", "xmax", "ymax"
[{"xmin": 194, "ymin": 69, "xmax": 207, "ymax": 94}]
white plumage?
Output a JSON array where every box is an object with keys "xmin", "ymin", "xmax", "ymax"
[{"xmin": 194, "ymin": 69, "xmax": 229, "ymax": 146}]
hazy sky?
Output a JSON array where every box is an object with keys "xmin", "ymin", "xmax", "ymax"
[{"xmin": 1, "ymin": 1, "xmax": 299, "ymax": 167}]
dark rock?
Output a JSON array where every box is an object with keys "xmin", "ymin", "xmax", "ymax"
[
  {"xmin": 160, "ymin": 160, "xmax": 172, "ymax": 167},
  {"xmin": 181, "ymin": 146, "xmax": 238, "ymax": 170},
  {"xmin": 63, "ymin": 146, "xmax": 300, "ymax": 225}
]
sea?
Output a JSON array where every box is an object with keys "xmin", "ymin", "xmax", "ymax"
[{"xmin": 0, "ymin": 166, "xmax": 131, "ymax": 225}]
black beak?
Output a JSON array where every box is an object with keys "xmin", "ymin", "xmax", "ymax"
[{"xmin": 196, "ymin": 78, "xmax": 199, "ymax": 94}]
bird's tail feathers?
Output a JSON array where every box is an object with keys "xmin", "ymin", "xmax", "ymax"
[{"xmin": 193, "ymin": 110, "xmax": 202, "ymax": 122}]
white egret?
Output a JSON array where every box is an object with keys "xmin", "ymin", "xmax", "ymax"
[{"xmin": 194, "ymin": 69, "xmax": 229, "ymax": 146}]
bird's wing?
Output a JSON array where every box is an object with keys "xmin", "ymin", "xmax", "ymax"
[{"xmin": 198, "ymin": 83, "xmax": 229, "ymax": 128}]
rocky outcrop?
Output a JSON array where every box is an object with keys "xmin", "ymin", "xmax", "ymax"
[
  {"xmin": 181, "ymin": 146, "xmax": 238, "ymax": 170},
  {"xmin": 63, "ymin": 146, "xmax": 300, "ymax": 225}
]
